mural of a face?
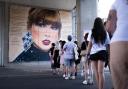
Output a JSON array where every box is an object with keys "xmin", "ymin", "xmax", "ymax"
[{"xmin": 31, "ymin": 24, "xmax": 59, "ymax": 52}]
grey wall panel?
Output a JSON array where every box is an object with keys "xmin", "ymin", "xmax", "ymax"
[
  {"xmin": 0, "ymin": 2, "xmax": 9, "ymax": 66},
  {"xmin": 0, "ymin": 2, "xmax": 5, "ymax": 66}
]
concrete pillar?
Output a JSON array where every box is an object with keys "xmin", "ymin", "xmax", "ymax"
[
  {"xmin": 76, "ymin": 0, "xmax": 98, "ymax": 46},
  {"xmin": 0, "ymin": 2, "xmax": 9, "ymax": 66}
]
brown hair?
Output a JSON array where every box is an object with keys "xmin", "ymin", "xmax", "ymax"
[{"xmin": 27, "ymin": 8, "xmax": 62, "ymax": 31}]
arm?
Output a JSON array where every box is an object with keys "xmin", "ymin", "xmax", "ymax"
[
  {"xmin": 106, "ymin": 9, "xmax": 117, "ymax": 35},
  {"xmin": 63, "ymin": 44, "xmax": 67, "ymax": 51},
  {"xmin": 86, "ymin": 41, "xmax": 92, "ymax": 55},
  {"xmin": 49, "ymin": 49, "xmax": 53, "ymax": 63}
]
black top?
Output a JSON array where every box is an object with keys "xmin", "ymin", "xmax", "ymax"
[
  {"xmin": 13, "ymin": 44, "xmax": 50, "ymax": 62},
  {"xmin": 50, "ymin": 46, "xmax": 55, "ymax": 56},
  {"xmin": 81, "ymin": 41, "xmax": 88, "ymax": 50}
]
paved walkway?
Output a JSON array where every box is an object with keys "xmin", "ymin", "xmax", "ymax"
[{"xmin": 0, "ymin": 62, "xmax": 113, "ymax": 89}]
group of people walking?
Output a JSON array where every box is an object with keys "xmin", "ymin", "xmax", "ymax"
[{"xmin": 49, "ymin": 17, "xmax": 111, "ymax": 89}]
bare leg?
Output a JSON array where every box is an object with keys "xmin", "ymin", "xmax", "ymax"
[
  {"xmin": 84, "ymin": 61, "xmax": 88, "ymax": 80},
  {"xmin": 71, "ymin": 63, "xmax": 76, "ymax": 76},
  {"xmin": 63, "ymin": 65, "xmax": 66, "ymax": 75},
  {"xmin": 65, "ymin": 65, "xmax": 69, "ymax": 77},
  {"xmin": 92, "ymin": 61, "xmax": 99, "ymax": 86},
  {"xmin": 98, "ymin": 60, "xmax": 105, "ymax": 89},
  {"xmin": 89, "ymin": 61, "xmax": 93, "ymax": 84},
  {"xmin": 110, "ymin": 42, "xmax": 128, "ymax": 89}
]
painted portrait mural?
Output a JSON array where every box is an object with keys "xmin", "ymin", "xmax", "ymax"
[{"xmin": 9, "ymin": 5, "xmax": 72, "ymax": 62}]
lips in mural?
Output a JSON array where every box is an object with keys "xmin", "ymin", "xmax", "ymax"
[{"xmin": 42, "ymin": 40, "xmax": 51, "ymax": 45}]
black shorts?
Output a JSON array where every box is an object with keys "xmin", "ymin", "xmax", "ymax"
[
  {"xmin": 75, "ymin": 59, "xmax": 81, "ymax": 65},
  {"xmin": 89, "ymin": 50, "xmax": 108, "ymax": 62}
]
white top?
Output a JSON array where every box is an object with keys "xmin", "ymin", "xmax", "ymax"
[
  {"xmin": 63, "ymin": 41, "xmax": 76, "ymax": 59},
  {"xmin": 87, "ymin": 31, "xmax": 110, "ymax": 54},
  {"xmin": 110, "ymin": 0, "xmax": 128, "ymax": 43}
]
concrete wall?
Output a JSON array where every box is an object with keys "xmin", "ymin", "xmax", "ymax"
[{"xmin": 9, "ymin": 5, "xmax": 30, "ymax": 62}]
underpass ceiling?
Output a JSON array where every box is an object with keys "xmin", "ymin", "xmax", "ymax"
[{"xmin": 0, "ymin": 0, "xmax": 76, "ymax": 10}]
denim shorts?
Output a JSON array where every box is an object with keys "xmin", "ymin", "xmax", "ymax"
[{"xmin": 64, "ymin": 59, "xmax": 75, "ymax": 67}]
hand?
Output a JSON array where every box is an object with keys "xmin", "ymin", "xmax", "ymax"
[
  {"xmin": 51, "ymin": 60, "xmax": 54, "ymax": 63},
  {"xmin": 86, "ymin": 53, "xmax": 90, "ymax": 59}
]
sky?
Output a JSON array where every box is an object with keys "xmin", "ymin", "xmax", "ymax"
[{"xmin": 98, "ymin": 0, "xmax": 115, "ymax": 18}]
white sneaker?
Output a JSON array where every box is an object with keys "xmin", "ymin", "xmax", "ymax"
[
  {"xmin": 65, "ymin": 76, "xmax": 69, "ymax": 80},
  {"xmin": 82, "ymin": 80, "xmax": 88, "ymax": 85},
  {"xmin": 70, "ymin": 76, "xmax": 75, "ymax": 79},
  {"xmin": 63, "ymin": 74, "xmax": 66, "ymax": 78},
  {"xmin": 88, "ymin": 79, "xmax": 93, "ymax": 84}
]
